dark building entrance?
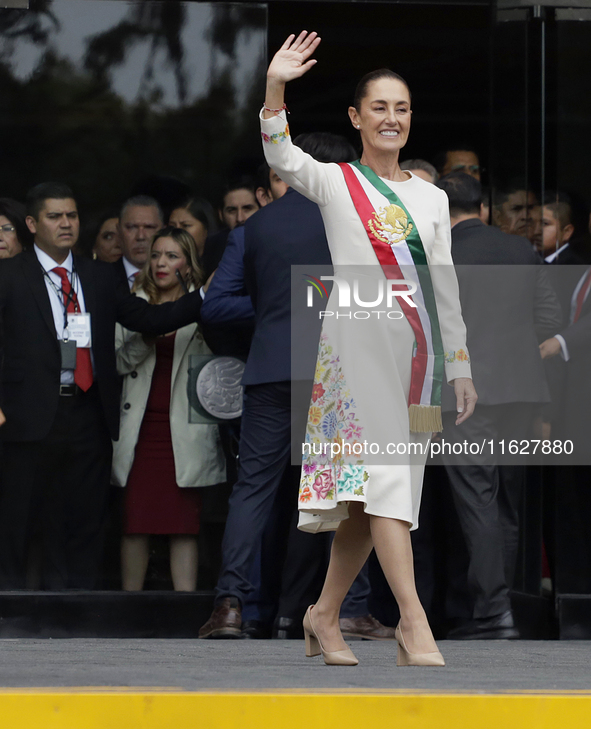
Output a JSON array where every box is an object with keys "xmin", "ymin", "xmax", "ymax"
[{"xmin": 0, "ymin": 0, "xmax": 590, "ymax": 638}]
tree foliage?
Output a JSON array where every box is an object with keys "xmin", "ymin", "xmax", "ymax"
[{"xmin": 0, "ymin": 0, "xmax": 266, "ymax": 220}]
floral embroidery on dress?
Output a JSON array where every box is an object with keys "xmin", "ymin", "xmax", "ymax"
[
  {"xmin": 312, "ymin": 470, "xmax": 335, "ymax": 500},
  {"xmin": 299, "ymin": 484, "xmax": 313, "ymax": 503},
  {"xmin": 339, "ymin": 465, "xmax": 369, "ymax": 496},
  {"xmin": 261, "ymin": 124, "xmax": 290, "ymax": 144},
  {"xmin": 309, "ymin": 406, "xmax": 322, "ymax": 425},
  {"xmin": 312, "ymin": 382, "xmax": 326, "ymax": 402},
  {"xmin": 444, "ymin": 348, "xmax": 470, "ymax": 364},
  {"xmin": 299, "ymin": 332, "xmax": 370, "ymax": 506},
  {"xmin": 321, "ymin": 410, "xmax": 338, "ymax": 439}
]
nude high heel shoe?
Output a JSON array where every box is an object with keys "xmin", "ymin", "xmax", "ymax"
[
  {"xmin": 395, "ymin": 623, "xmax": 445, "ymax": 667},
  {"xmin": 303, "ymin": 606, "xmax": 359, "ymax": 666}
]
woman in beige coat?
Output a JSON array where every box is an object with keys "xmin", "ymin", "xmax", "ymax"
[{"xmin": 112, "ymin": 226, "xmax": 226, "ymax": 591}]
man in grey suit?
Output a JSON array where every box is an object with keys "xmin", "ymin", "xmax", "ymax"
[{"xmin": 435, "ymin": 173, "xmax": 561, "ymax": 638}]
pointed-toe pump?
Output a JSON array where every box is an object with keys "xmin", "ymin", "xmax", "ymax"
[
  {"xmin": 303, "ymin": 606, "xmax": 359, "ymax": 666},
  {"xmin": 395, "ymin": 624, "xmax": 445, "ymax": 667}
]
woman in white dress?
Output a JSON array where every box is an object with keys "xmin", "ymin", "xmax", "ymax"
[{"xmin": 261, "ymin": 32, "xmax": 477, "ymax": 666}]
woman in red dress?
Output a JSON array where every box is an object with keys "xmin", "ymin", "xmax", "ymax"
[{"xmin": 112, "ymin": 226, "xmax": 226, "ymax": 591}]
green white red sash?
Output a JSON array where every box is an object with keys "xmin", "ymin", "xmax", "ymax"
[{"xmin": 339, "ymin": 160, "xmax": 444, "ymax": 433}]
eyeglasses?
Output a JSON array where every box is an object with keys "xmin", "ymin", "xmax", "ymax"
[
  {"xmin": 0, "ymin": 225, "xmax": 15, "ymax": 233},
  {"xmin": 451, "ymin": 164, "xmax": 482, "ymax": 174}
]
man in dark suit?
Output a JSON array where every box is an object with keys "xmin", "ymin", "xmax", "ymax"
[
  {"xmin": 113, "ymin": 195, "xmax": 164, "ymax": 290},
  {"xmin": 200, "ymin": 176, "xmax": 262, "ymax": 281},
  {"xmin": 540, "ymin": 267, "xmax": 591, "ymax": 448},
  {"xmin": 542, "ymin": 193, "xmax": 577, "ymax": 264},
  {"xmin": 0, "ymin": 182, "xmax": 203, "ymax": 589},
  {"xmin": 434, "ymin": 173, "xmax": 561, "ymax": 638},
  {"xmin": 539, "ymin": 265, "xmax": 591, "ymax": 596},
  {"xmin": 199, "ymin": 135, "xmax": 395, "ymax": 641}
]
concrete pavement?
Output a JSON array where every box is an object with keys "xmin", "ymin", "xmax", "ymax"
[{"xmin": 0, "ymin": 639, "xmax": 589, "ymax": 691}]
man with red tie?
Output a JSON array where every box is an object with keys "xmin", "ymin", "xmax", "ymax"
[
  {"xmin": 540, "ymin": 264, "xmax": 591, "ymax": 430},
  {"xmin": 540, "ymin": 266, "xmax": 591, "ymax": 594},
  {"xmin": 541, "ymin": 266, "xmax": 591, "ymax": 358},
  {"xmin": 0, "ymin": 182, "xmax": 203, "ymax": 589}
]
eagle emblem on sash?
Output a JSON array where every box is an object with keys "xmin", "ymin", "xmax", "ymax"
[{"xmin": 368, "ymin": 204, "xmax": 413, "ymax": 245}]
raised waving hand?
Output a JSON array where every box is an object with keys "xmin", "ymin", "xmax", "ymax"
[{"xmin": 264, "ymin": 31, "xmax": 321, "ymax": 118}]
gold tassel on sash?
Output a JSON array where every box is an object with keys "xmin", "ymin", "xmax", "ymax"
[{"xmin": 408, "ymin": 404, "xmax": 443, "ymax": 434}]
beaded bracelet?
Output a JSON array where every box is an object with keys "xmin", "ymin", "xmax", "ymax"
[{"xmin": 263, "ymin": 103, "xmax": 289, "ymax": 116}]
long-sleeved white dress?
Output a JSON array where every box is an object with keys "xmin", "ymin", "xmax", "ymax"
[{"xmin": 261, "ymin": 110, "xmax": 471, "ymax": 533}]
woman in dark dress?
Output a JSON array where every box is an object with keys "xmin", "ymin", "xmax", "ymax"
[{"xmin": 112, "ymin": 227, "xmax": 226, "ymax": 591}]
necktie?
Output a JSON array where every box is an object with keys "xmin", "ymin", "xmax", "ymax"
[
  {"xmin": 52, "ymin": 267, "xmax": 93, "ymax": 391},
  {"xmin": 573, "ymin": 268, "xmax": 591, "ymax": 323}
]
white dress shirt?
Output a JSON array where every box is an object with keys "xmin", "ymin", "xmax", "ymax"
[
  {"xmin": 544, "ymin": 242, "xmax": 570, "ymax": 264},
  {"xmin": 35, "ymin": 245, "xmax": 88, "ymax": 384},
  {"xmin": 123, "ymin": 257, "xmax": 141, "ymax": 290}
]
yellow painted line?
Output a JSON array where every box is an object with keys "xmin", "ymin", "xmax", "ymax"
[
  {"xmin": 4, "ymin": 685, "xmax": 591, "ymax": 696},
  {"xmin": 1, "ymin": 691, "xmax": 591, "ymax": 729}
]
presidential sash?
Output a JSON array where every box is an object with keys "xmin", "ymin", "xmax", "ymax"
[{"xmin": 339, "ymin": 160, "xmax": 444, "ymax": 433}]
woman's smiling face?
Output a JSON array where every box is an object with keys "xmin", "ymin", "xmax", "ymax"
[{"xmin": 349, "ymin": 77, "xmax": 412, "ymax": 156}]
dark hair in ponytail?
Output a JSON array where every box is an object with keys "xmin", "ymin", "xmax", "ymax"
[{"xmin": 353, "ymin": 69, "xmax": 411, "ymax": 110}]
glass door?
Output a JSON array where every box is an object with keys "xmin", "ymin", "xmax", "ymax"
[{"xmin": 492, "ymin": 1, "xmax": 591, "ymax": 633}]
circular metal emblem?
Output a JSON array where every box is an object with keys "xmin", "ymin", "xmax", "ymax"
[{"xmin": 196, "ymin": 356, "xmax": 244, "ymax": 420}]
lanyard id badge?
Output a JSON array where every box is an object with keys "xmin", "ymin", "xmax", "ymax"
[{"xmin": 66, "ymin": 313, "xmax": 92, "ymax": 348}]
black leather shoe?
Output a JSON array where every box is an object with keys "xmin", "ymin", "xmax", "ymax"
[
  {"xmin": 272, "ymin": 616, "xmax": 304, "ymax": 640},
  {"xmin": 447, "ymin": 610, "xmax": 520, "ymax": 640},
  {"xmin": 241, "ymin": 619, "xmax": 271, "ymax": 639}
]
